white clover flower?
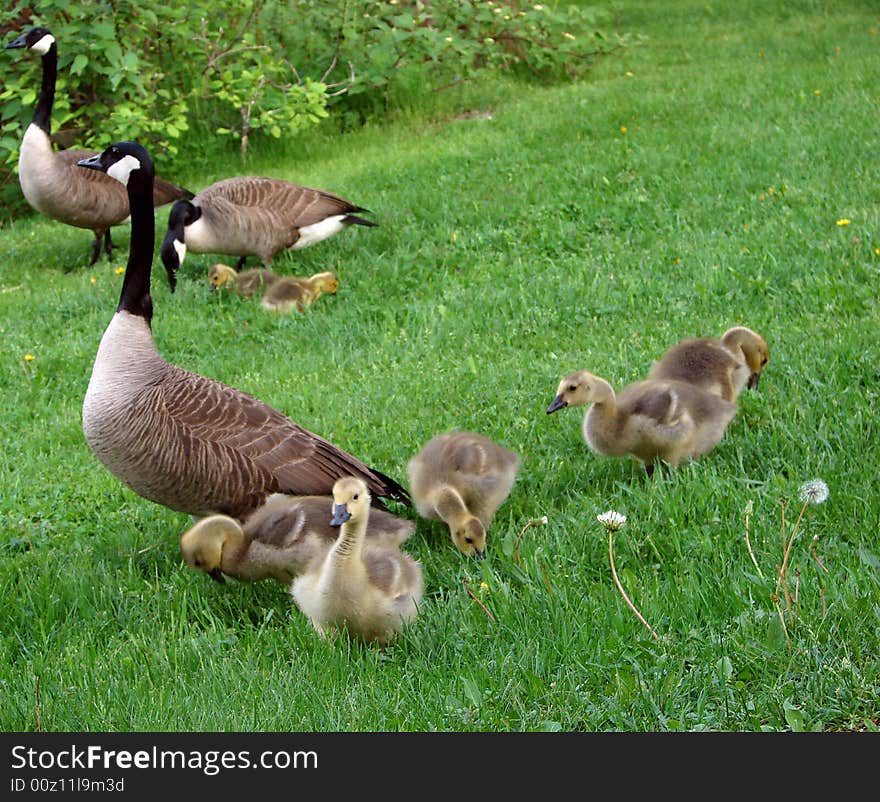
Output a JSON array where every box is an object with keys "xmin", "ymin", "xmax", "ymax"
[
  {"xmin": 597, "ymin": 510, "xmax": 627, "ymax": 531},
  {"xmin": 798, "ymin": 479, "xmax": 829, "ymax": 505}
]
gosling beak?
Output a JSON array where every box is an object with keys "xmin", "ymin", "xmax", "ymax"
[
  {"xmin": 330, "ymin": 503, "xmax": 351, "ymax": 527},
  {"xmin": 546, "ymin": 395, "xmax": 567, "ymax": 414},
  {"xmin": 76, "ymin": 153, "xmax": 103, "ymax": 171},
  {"xmin": 474, "ymin": 548, "xmax": 485, "ymax": 561},
  {"xmin": 208, "ymin": 568, "xmax": 225, "ymax": 584},
  {"xmin": 747, "ymin": 372, "xmax": 760, "ymax": 390},
  {"xmin": 5, "ymin": 34, "xmax": 27, "ymax": 49}
]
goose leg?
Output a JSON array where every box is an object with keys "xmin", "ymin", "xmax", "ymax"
[
  {"xmin": 103, "ymin": 230, "xmax": 115, "ymax": 258},
  {"xmin": 235, "ymin": 255, "xmax": 247, "ymax": 270},
  {"xmin": 89, "ymin": 234, "xmax": 102, "ymax": 266}
]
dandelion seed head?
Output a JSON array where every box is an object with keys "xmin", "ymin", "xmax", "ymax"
[
  {"xmin": 597, "ymin": 510, "xmax": 626, "ymax": 531},
  {"xmin": 799, "ymin": 479, "xmax": 829, "ymax": 505},
  {"xmin": 540, "ymin": 515, "xmax": 548, "ymax": 525}
]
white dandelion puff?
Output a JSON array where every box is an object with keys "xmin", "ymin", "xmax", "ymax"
[
  {"xmin": 597, "ymin": 510, "xmax": 627, "ymax": 531},
  {"xmin": 798, "ymin": 479, "xmax": 829, "ymax": 505}
]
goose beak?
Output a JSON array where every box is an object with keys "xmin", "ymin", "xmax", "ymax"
[
  {"xmin": 76, "ymin": 153, "xmax": 103, "ymax": 171},
  {"xmin": 159, "ymin": 231, "xmax": 182, "ymax": 293},
  {"xmin": 5, "ymin": 34, "xmax": 27, "ymax": 49},
  {"xmin": 747, "ymin": 372, "xmax": 760, "ymax": 390},
  {"xmin": 546, "ymin": 395, "xmax": 567, "ymax": 414},
  {"xmin": 330, "ymin": 503, "xmax": 351, "ymax": 527},
  {"xmin": 474, "ymin": 548, "xmax": 485, "ymax": 561},
  {"xmin": 208, "ymin": 568, "xmax": 225, "ymax": 584}
]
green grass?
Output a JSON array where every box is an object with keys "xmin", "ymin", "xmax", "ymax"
[{"xmin": 1, "ymin": 0, "xmax": 879, "ymax": 732}]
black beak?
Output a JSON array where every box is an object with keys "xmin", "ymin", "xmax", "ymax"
[
  {"xmin": 208, "ymin": 568, "xmax": 225, "ymax": 584},
  {"xmin": 474, "ymin": 549, "xmax": 485, "ymax": 561},
  {"xmin": 5, "ymin": 34, "xmax": 27, "ymax": 50},
  {"xmin": 76, "ymin": 153, "xmax": 103, "ymax": 171},
  {"xmin": 747, "ymin": 372, "xmax": 760, "ymax": 390},
  {"xmin": 330, "ymin": 503, "xmax": 351, "ymax": 527},
  {"xmin": 546, "ymin": 395, "xmax": 567, "ymax": 414},
  {"xmin": 159, "ymin": 230, "xmax": 181, "ymax": 294}
]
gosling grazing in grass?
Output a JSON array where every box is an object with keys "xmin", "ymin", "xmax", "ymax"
[
  {"xmin": 407, "ymin": 431, "xmax": 520, "ymax": 559},
  {"xmin": 5, "ymin": 27, "xmax": 192, "ymax": 265},
  {"xmin": 649, "ymin": 326, "xmax": 770, "ymax": 401},
  {"xmin": 76, "ymin": 141, "xmax": 409, "ymax": 522},
  {"xmin": 547, "ymin": 371, "xmax": 737, "ymax": 476},
  {"xmin": 160, "ymin": 175, "xmax": 377, "ymax": 275},
  {"xmin": 291, "ymin": 477, "xmax": 423, "ymax": 646},
  {"xmin": 180, "ymin": 492, "xmax": 415, "ymax": 585},
  {"xmin": 208, "ymin": 263, "xmax": 278, "ymax": 298},
  {"xmin": 261, "ymin": 271, "xmax": 340, "ymax": 313}
]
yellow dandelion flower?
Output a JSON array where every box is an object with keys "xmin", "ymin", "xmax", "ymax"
[
  {"xmin": 23, "ymin": 354, "xmax": 35, "ymax": 362},
  {"xmin": 814, "ymin": 89, "xmax": 821, "ymax": 96},
  {"xmin": 620, "ymin": 125, "xmax": 627, "ymax": 134},
  {"xmin": 625, "ymin": 70, "xmax": 635, "ymax": 77},
  {"xmin": 758, "ymin": 193, "xmax": 766, "ymax": 201},
  {"xmin": 533, "ymin": 4, "xmax": 544, "ymax": 10},
  {"xmin": 115, "ymin": 266, "xmax": 125, "ymax": 275},
  {"xmin": 874, "ymin": 247, "xmax": 880, "ymax": 255},
  {"xmin": 836, "ymin": 218, "xmax": 851, "ymax": 226},
  {"xmin": 563, "ymin": 32, "xmax": 575, "ymax": 40},
  {"xmin": 479, "ymin": 582, "xmax": 489, "ymax": 593},
  {"xmin": 451, "ymin": 231, "xmax": 458, "ymax": 242},
  {"xmin": 89, "ymin": 276, "xmax": 97, "ymax": 284},
  {"xmin": 673, "ymin": 257, "xmax": 682, "ymax": 265}
]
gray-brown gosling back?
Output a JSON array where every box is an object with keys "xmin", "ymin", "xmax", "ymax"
[
  {"xmin": 291, "ymin": 477, "xmax": 424, "ymax": 646},
  {"xmin": 547, "ymin": 370, "xmax": 737, "ymax": 476},
  {"xmin": 261, "ymin": 271, "xmax": 340, "ymax": 313},
  {"xmin": 208, "ymin": 263, "xmax": 278, "ymax": 298},
  {"xmin": 406, "ymin": 431, "xmax": 520, "ymax": 559},
  {"xmin": 649, "ymin": 326, "xmax": 770, "ymax": 401},
  {"xmin": 180, "ymin": 492, "xmax": 415, "ymax": 585}
]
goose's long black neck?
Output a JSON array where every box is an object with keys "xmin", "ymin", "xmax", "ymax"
[
  {"xmin": 118, "ymin": 170, "xmax": 156, "ymax": 323},
  {"xmin": 33, "ymin": 43, "xmax": 57, "ymax": 135}
]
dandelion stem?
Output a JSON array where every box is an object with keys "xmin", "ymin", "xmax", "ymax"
[
  {"xmin": 744, "ymin": 501, "xmax": 765, "ymax": 581},
  {"xmin": 462, "ymin": 579, "xmax": 495, "ymax": 623},
  {"xmin": 608, "ymin": 529, "xmax": 658, "ymax": 641},
  {"xmin": 513, "ymin": 517, "xmax": 546, "ymax": 566}
]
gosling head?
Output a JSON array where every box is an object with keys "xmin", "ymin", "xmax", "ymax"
[
  {"xmin": 179, "ymin": 515, "xmax": 244, "ymax": 583},
  {"xmin": 312, "ymin": 271, "xmax": 340, "ymax": 295},
  {"xmin": 451, "ymin": 516, "xmax": 486, "ymax": 560},
  {"xmin": 208, "ymin": 263, "xmax": 237, "ymax": 291},
  {"xmin": 330, "ymin": 477, "xmax": 371, "ymax": 527},
  {"xmin": 546, "ymin": 370, "xmax": 608, "ymax": 413},
  {"xmin": 722, "ymin": 327, "xmax": 770, "ymax": 389},
  {"xmin": 5, "ymin": 27, "xmax": 56, "ymax": 56}
]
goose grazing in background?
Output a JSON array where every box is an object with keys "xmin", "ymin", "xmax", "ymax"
[
  {"xmin": 208, "ymin": 263, "xmax": 279, "ymax": 297},
  {"xmin": 291, "ymin": 477, "xmax": 423, "ymax": 645},
  {"xmin": 261, "ymin": 270, "xmax": 340, "ymax": 314},
  {"xmin": 4, "ymin": 27, "xmax": 192, "ymax": 266},
  {"xmin": 160, "ymin": 176, "xmax": 377, "ymax": 275},
  {"xmin": 547, "ymin": 370, "xmax": 737, "ymax": 476},
  {"xmin": 648, "ymin": 326, "xmax": 770, "ymax": 401},
  {"xmin": 76, "ymin": 140, "xmax": 409, "ymax": 521},
  {"xmin": 407, "ymin": 431, "xmax": 520, "ymax": 559},
  {"xmin": 180, "ymin": 492, "xmax": 415, "ymax": 585}
]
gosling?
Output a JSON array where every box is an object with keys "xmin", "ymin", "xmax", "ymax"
[
  {"xmin": 207, "ymin": 263, "xmax": 278, "ymax": 297},
  {"xmin": 180, "ymin": 492, "xmax": 415, "ymax": 585},
  {"xmin": 649, "ymin": 326, "xmax": 770, "ymax": 401},
  {"xmin": 407, "ymin": 431, "xmax": 520, "ymax": 559},
  {"xmin": 261, "ymin": 270, "xmax": 340, "ymax": 313},
  {"xmin": 547, "ymin": 370, "xmax": 737, "ymax": 476}
]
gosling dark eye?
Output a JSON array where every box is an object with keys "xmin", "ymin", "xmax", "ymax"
[
  {"xmin": 193, "ymin": 559, "xmax": 202, "ymax": 567},
  {"xmin": 465, "ymin": 536, "xmax": 474, "ymax": 545},
  {"xmin": 568, "ymin": 385, "xmax": 577, "ymax": 392},
  {"xmin": 352, "ymin": 493, "xmax": 359, "ymax": 501},
  {"xmin": 761, "ymin": 358, "xmax": 768, "ymax": 365}
]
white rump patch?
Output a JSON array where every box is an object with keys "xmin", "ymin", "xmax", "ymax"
[
  {"xmin": 173, "ymin": 239, "xmax": 187, "ymax": 266},
  {"xmin": 292, "ymin": 215, "xmax": 347, "ymax": 250},
  {"xmin": 32, "ymin": 34, "xmax": 56, "ymax": 55},
  {"xmin": 106, "ymin": 154, "xmax": 142, "ymax": 186}
]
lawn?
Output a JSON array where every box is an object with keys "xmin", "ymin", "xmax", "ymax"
[{"xmin": 0, "ymin": 0, "xmax": 878, "ymax": 731}]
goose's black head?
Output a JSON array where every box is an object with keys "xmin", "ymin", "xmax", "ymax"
[
  {"xmin": 6, "ymin": 27, "xmax": 55, "ymax": 55},
  {"xmin": 77, "ymin": 140, "xmax": 153, "ymax": 188},
  {"xmin": 160, "ymin": 199, "xmax": 201, "ymax": 280}
]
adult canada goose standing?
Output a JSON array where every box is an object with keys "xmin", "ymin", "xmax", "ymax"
[
  {"xmin": 407, "ymin": 431, "xmax": 520, "ymax": 559},
  {"xmin": 4, "ymin": 27, "xmax": 192, "ymax": 265},
  {"xmin": 547, "ymin": 370, "xmax": 737, "ymax": 476},
  {"xmin": 160, "ymin": 176, "xmax": 378, "ymax": 274},
  {"xmin": 180, "ymin": 492, "xmax": 415, "ymax": 585},
  {"xmin": 648, "ymin": 326, "xmax": 770, "ymax": 401},
  {"xmin": 76, "ymin": 140, "xmax": 409, "ymax": 520},
  {"xmin": 291, "ymin": 477, "xmax": 423, "ymax": 645}
]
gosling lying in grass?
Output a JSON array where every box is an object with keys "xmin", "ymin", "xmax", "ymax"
[
  {"xmin": 180, "ymin": 492, "xmax": 414, "ymax": 585},
  {"xmin": 291, "ymin": 477, "xmax": 423, "ymax": 645},
  {"xmin": 407, "ymin": 431, "xmax": 520, "ymax": 559},
  {"xmin": 547, "ymin": 370, "xmax": 737, "ymax": 476}
]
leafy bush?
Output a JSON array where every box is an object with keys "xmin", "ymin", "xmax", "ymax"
[{"xmin": 0, "ymin": 0, "xmax": 623, "ymax": 218}]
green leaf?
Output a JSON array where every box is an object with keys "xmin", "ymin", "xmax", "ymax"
[
  {"xmin": 858, "ymin": 547, "xmax": 879, "ymax": 570},
  {"xmin": 783, "ymin": 701, "xmax": 806, "ymax": 732},
  {"xmin": 461, "ymin": 677, "xmax": 482, "ymax": 707},
  {"xmin": 70, "ymin": 54, "xmax": 89, "ymax": 75}
]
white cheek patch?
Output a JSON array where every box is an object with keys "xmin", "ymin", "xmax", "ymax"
[
  {"xmin": 106, "ymin": 154, "xmax": 142, "ymax": 186},
  {"xmin": 32, "ymin": 34, "xmax": 56, "ymax": 55},
  {"xmin": 173, "ymin": 239, "xmax": 186, "ymax": 265}
]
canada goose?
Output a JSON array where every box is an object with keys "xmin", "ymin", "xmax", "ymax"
[
  {"xmin": 76, "ymin": 140, "xmax": 409, "ymax": 522},
  {"xmin": 159, "ymin": 176, "xmax": 377, "ymax": 274},
  {"xmin": 180, "ymin": 492, "xmax": 415, "ymax": 585},
  {"xmin": 208, "ymin": 263, "xmax": 278, "ymax": 297},
  {"xmin": 261, "ymin": 271, "xmax": 340, "ymax": 313},
  {"xmin": 546, "ymin": 370, "xmax": 737, "ymax": 476},
  {"xmin": 291, "ymin": 477, "xmax": 423, "ymax": 645},
  {"xmin": 407, "ymin": 431, "xmax": 520, "ymax": 559},
  {"xmin": 649, "ymin": 326, "xmax": 770, "ymax": 401},
  {"xmin": 4, "ymin": 27, "xmax": 192, "ymax": 265}
]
